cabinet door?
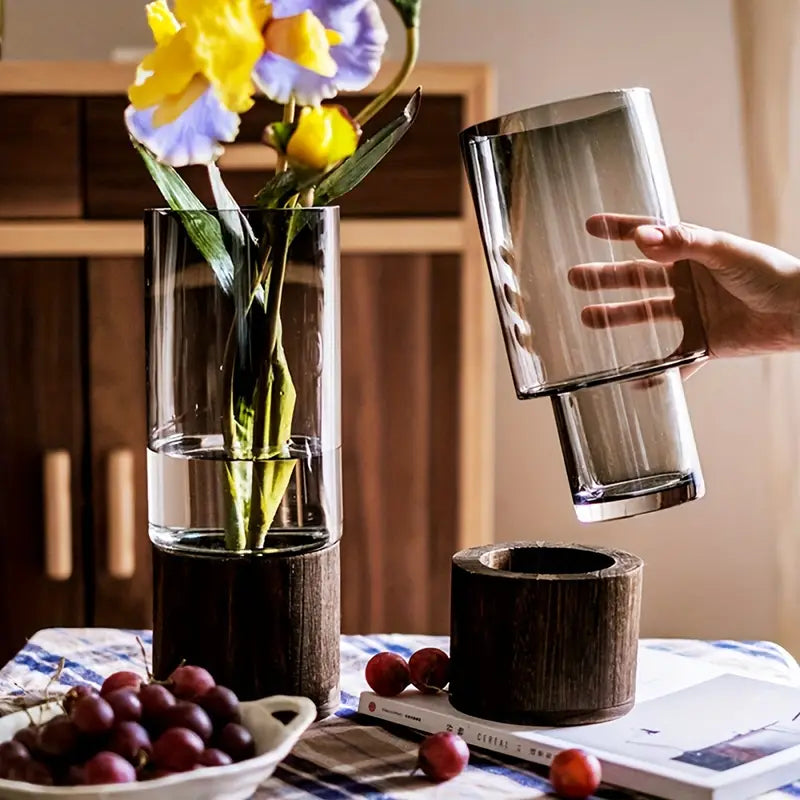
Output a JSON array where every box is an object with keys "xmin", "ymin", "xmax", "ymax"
[
  {"xmin": 0, "ymin": 259, "xmax": 86, "ymax": 664},
  {"xmin": 87, "ymin": 259, "xmax": 151, "ymax": 629}
]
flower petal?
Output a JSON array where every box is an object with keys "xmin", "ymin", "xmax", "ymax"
[
  {"xmin": 129, "ymin": 28, "xmax": 198, "ymax": 110},
  {"xmin": 174, "ymin": 0, "xmax": 263, "ymax": 113},
  {"xmin": 146, "ymin": 0, "xmax": 180, "ymax": 44},
  {"xmin": 328, "ymin": 0, "xmax": 387, "ymax": 91},
  {"xmin": 263, "ymin": 10, "xmax": 338, "ymax": 77},
  {"xmin": 252, "ymin": 51, "xmax": 338, "ymax": 105},
  {"xmin": 125, "ymin": 85, "xmax": 240, "ymax": 167},
  {"xmin": 286, "ymin": 105, "xmax": 360, "ymax": 172}
]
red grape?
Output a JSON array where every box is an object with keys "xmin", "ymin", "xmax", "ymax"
[
  {"xmin": 409, "ymin": 648, "xmax": 450, "ymax": 694},
  {"xmin": 417, "ymin": 732, "xmax": 469, "ymax": 782},
  {"xmin": 67, "ymin": 764, "xmax": 86, "ymax": 785},
  {"xmin": 63, "ymin": 685, "xmax": 98, "ymax": 715},
  {"xmin": 215, "ymin": 722, "xmax": 255, "ymax": 762},
  {"xmin": 198, "ymin": 747, "xmax": 233, "ymax": 768},
  {"xmin": 158, "ymin": 701, "xmax": 213, "ymax": 741},
  {"xmin": 549, "ymin": 748, "xmax": 602, "ymax": 799},
  {"xmin": 18, "ymin": 760, "xmax": 54, "ymax": 786},
  {"xmin": 100, "ymin": 671, "xmax": 142, "ymax": 697},
  {"xmin": 145, "ymin": 767, "xmax": 179, "ymax": 780},
  {"xmin": 152, "ymin": 727, "xmax": 204, "ymax": 772},
  {"xmin": 108, "ymin": 721, "xmax": 152, "ymax": 764},
  {"xmin": 13, "ymin": 726, "xmax": 40, "ymax": 755},
  {"xmin": 84, "ymin": 751, "xmax": 137, "ymax": 784},
  {"xmin": 37, "ymin": 714, "xmax": 79, "ymax": 758},
  {"xmin": 139, "ymin": 683, "xmax": 176, "ymax": 721},
  {"xmin": 365, "ymin": 652, "xmax": 410, "ymax": 697},
  {"xmin": 0, "ymin": 740, "xmax": 31, "ymax": 778},
  {"xmin": 169, "ymin": 665, "xmax": 216, "ymax": 700},
  {"xmin": 105, "ymin": 688, "xmax": 142, "ymax": 722},
  {"xmin": 70, "ymin": 694, "xmax": 115, "ymax": 734},
  {"xmin": 197, "ymin": 685, "xmax": 240, "ymax": 725}
]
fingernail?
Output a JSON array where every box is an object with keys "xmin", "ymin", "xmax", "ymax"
[{"xmin": 637, "ymin": 226, "xmax": 665, "ymax": 246}]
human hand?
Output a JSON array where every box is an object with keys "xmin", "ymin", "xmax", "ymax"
[{"xmin": 568, "ymin": 214, "xmax": 800, "ymax": 373}]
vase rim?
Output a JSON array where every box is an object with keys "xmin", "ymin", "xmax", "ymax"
[
  {"xmin": 144, "ymin": 205, "xmax": 340, "ymax": 213},
  {"xmin": 460, "ymin": 86, "xmax": 652, "ymax": 140}
]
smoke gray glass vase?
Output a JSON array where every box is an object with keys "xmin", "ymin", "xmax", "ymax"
[{"xmin": 461, "ymin": 88, "xmax": 708, "ymax": 522}]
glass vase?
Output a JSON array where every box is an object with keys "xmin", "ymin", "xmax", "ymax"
[
  {"xmin": 145, "ymin": 206, "xmax": 341, "ymax": 713},
  {"xmin": 461, "ymin": 88, "xmax": 707, "ymax": 521}
]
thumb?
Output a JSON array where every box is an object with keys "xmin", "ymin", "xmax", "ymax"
[{"xmin": 634, "ymin": 223, "xmax": 734, "ymax": 269}]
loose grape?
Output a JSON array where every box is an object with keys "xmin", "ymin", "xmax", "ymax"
[
  {"xmin": 158, "ymin": 701, "xmax": 213, "ymax": 742},
  {"xmin": 215, "ymin": 722, "xmax": 255, "ymax": 762},
  {"xmin": 152, "ymin": 727, "xmax": 204, "ymax": 772},
  {"xmin": 100, "ymin": 671, "xmax": 142, "ymax": 697},
  {"xmin": 197, "ymin": 686, "xmax": 240, "ymax": 725},
  {"xmin": 549, "ymin": 748, "xmax": 602, "ymax": 799},
  {"xmin": 108, "ymin": 721, "xmax": 152, "ymax": 764},
  {"xmin": 105, "ymin": 688, "xmax": 142, "ymax": 722},
  {"xmin": 0, "ymin": 740, "xmax": 31, "ymax": 778},
  {"xmin": 139, "ymin": 684, "xmax": 176, "ymax": 722},
  {"xmin": 417, "ymin": 732, "xmax": 469, "ymax": 782},
  {"xmin": 408, "ymin": 648, "xmax": 450, "ymax": 694},
  {"xmin": 169, "ymin": 665, "xmax": 216, "ymax": 700},
  {"xmin": 198, "ymin": 747, "xmax": 233, "ymax": 768},
  {"xmin": 84, "ymin": 751, "xmax": 137, "ymax": 784},
  {"xmin": 365, "ymin": 652, "xmax": 410, "ymax": 697},
  {"xmin": 70, "ymin": 694, "xmax": 115, "ymax": 734}
]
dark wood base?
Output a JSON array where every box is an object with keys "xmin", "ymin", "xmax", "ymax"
[
  {"xmin": 449, "ymin": 542, "xmax": 642, "ymax": 726},
  {"xmin": 152, "ymin": 540, "xmax": 341, "ymax": 718}
]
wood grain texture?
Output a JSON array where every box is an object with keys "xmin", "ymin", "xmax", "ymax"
[
  {"xmin": 152, "ymin": 541, "xmax": 341, "ymax": 717},
  {"xmin": 450, "ymin": 542, "xmax": 643, "ymax": 725},
  {"xmin": 83, "ymin": 95, "xmax": 462, "ymax": 219},
  {"xmin": 87, "ymin": 259, "xmax": 151, "ymax": 629},
  {"xmin": 340, "ymin": 254, "xmax": 432, "ymax": 634},
  {"xmin": 0, "ymin": 98, "xmax": 81, "ymax": 218},
  {"xmin": 0, "ymin": 259, "xmax": 85, "ymax": 664}
]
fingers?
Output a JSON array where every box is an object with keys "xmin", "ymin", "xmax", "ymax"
[
  {"xmin": 581, "ymin": 297, "xmax": 677, "ymax": 329},
  {"xmin": 568, "ymin": 259, "xmax": 672, "ymax": 291},
  {"xmin": 586, "ymin": 213, "xmax": 735, "ymax": 269}
]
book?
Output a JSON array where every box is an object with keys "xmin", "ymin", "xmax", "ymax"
[{"xmin": 357, "ymin": 646, "xmax": 800, "ymax": 799}]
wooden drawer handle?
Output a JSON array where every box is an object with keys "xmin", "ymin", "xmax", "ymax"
[
  {"xmin": 43, "ymin": 450, "xmax": 72, "ymax": 581},
  {"xmin": 217, "ymin": 143, "xmax": 277, "ymax": 172},
  {"xmin": 107, "ymin": 448, "xmax": 136, "ymax": 579}
]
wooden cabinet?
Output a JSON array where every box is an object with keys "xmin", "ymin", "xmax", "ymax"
[{"xmin": 0, "ymin": 61, "xmax": 495, "ymax": 652}]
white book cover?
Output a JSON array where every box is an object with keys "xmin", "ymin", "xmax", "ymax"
[{"xmin": 357, "ymin": 647, "xmax": 800, "ymax": 800}]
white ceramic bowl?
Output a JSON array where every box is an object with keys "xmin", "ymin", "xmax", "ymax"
[{"xmin": 0, "ymin": 694, "xmax": 316, "ymax": 799}]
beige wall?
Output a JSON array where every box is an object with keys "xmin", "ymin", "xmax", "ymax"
[{"xmin": 4, "ymin": 0, "xmax": 785, "ymax": 643}]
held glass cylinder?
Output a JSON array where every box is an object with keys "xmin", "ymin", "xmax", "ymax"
[
  {"xmin": 461, "ymin": 88, "xmax": 707, "ymax": 521},
  {"xmin": 145, "ymin": 207, "xmax": 342, "ymax": 553}
]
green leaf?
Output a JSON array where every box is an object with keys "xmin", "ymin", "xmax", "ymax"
[
  {"xmin": 133, "ymin": 140, "xmax": 235, "ymax": 295},
  {"xmin": 315, "ymin": 88, "xmax": 421, "ymax": 205},
  {"xmin": 388, "ymin": 0, "xmax": 421, "ymax": 28}
]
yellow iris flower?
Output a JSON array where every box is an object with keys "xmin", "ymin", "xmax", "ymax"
[
  {"xmin": 286, "ymin": 105, "xmax": 361, "ymax": 172},
  {"xmin": 129, "ymin": 0, "xmax": 263, "ymax": 125}
]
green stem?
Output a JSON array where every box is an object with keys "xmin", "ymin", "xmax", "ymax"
[
  {"xmin": 356, "ymin": 26, "xmax": 419, "ymax": 125},
  {"xmin": 276, "ymin": 97, "xmax": 296, "ymax": 173}
]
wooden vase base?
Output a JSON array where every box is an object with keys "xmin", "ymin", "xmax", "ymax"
[
  {"xmin": 449, "ymin": 541, "xmax": 643, "ymax": 726},
  {"xmin": 152, "ymin": 539, "xmax": 341, "ymax": 719}
]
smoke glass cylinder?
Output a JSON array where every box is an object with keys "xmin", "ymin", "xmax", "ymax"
[
  {"xmin": 461, "ymin": 88, "xmax": 707, "ymax": 521},
  {"xmin": 145, "ymin": 207, "xmax": 342, "ymax": 553}
]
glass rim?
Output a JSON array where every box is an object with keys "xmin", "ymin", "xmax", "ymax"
[
  {"xmin": 460, "ymin": 86, "xmax": 652, "ymax": 141},
  {"xmin": 143, "ymin": 205, "xmax": 341, "ymax": 214}
]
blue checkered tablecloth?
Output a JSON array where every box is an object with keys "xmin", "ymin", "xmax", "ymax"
[{"xmin": 2, "ymin": 630, "xmax": 800, "ymax": 798}]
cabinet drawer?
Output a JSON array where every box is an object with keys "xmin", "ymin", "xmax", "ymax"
[
  {"xmin": 84, "ymin": 94, "xmax": 463, "ymax": 218},
  {"xmin": 0, "ymin": 98, "xmax": 82, "ymax": 218}
]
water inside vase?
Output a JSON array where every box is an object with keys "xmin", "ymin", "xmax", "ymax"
[{"xmin": 147, "ymin": 433, "xmax": 341, "ymax": 555}]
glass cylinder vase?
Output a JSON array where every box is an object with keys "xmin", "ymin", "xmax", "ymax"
[
  {"xmin": 145, "ymin": 206, "xmax": 341, "ymax": 714},
  {"xmin": 461, "ymin": 88, "xmax": 707, "ymax": 521}
]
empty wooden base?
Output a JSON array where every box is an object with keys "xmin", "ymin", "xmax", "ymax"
[{"xmin": 449, "ymin": 541, "xmax": 643, "ymax": 726}]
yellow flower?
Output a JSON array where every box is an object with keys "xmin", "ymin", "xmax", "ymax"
[
  {"xmin": 285, "ymin": 105, "xmax": 360, "ymax": 172},
  {"xmin": 128, "ymin": 0, "xmax": 263, "ymax": 125}
]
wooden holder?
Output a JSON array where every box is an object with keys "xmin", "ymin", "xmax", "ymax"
[
  {"xmin": 450, "ymin": 541, "xmax": 643, "ymax": 726},
  {"xmin": 152, "ymin": 540, "xmax": 340, "ymax": 719}
]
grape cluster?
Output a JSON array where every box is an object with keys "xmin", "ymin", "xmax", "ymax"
[{"xmin": 0, "ymin": 665, "xmax": 255, "ymax": 787}]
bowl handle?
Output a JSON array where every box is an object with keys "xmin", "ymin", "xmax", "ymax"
[{"xmin": 256, "ymin": 695, "xmax": 318, "ymax": 741}]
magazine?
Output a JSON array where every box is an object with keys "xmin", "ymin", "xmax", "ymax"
[{"xmin": 357, "ymin": 647, "xmax": 800, "ymax": 799}]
